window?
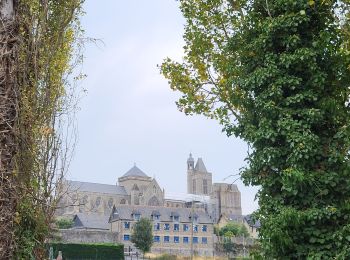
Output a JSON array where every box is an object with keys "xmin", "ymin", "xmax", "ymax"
[
  {"xmin": 194, "ymin": 225, "xmax": 198, "ymax": 232},
  {"xmin": 173, "ymin": 216, "xmax": 180, "ymax": 222},
  {"xmin": 164, "ymin": 223, "xmax": 170, "ymax": 231},
  {"xmin": 174, "ymin": 224, "xmax": 179, "ymax": 231},
  {"xmin": 183, "ymin": 224, "xmax": 189, "ymax": 231},
  {"xmin": 164, "ymin": 236, "xmax": 170, "ymax": 243},
  {"xmin": 154, "ymin": 223, "xmax": 160, "ymax": 231},
  {"xmin": 124, "ymin": 222, "xmax": 130, "ymax": 229},
  {"xmin": 193, "ymin": 237, "xmax": 198, "ymax": 244},
  {"xmin": 202, "ymin": 225, "xmax": 207, "ymax": 232},
  {"xmin": 153, "ymin": 214, "xmax": 160, "ymax": 221},
  {"xmin": 133, "ymin": 214, "xmax": 141, "ymax": 221},
  {"xmin": 192, "ymin": 179, "xmax": 196, "ymax": 193},
  {"xmin": 202, "ymin": 237, "xmax": 208, "ymax": 244},
  {"xmin": 123, "ymin": 235, "xmax": 130, "ymax": 241},
  {"xmin": 203, "ymin": 179, "xmax": 208, "ymax": 194},
  {"xmin": 154, "ymin": 236, "xmax": 160, "ymax": 243},
  {"xmin": 174, "ymin": 236, "xmax": 179, "ymax": 243},
  {"xmin": 183, "ymin": 237, "xmax": 189, "ymax": 244}
]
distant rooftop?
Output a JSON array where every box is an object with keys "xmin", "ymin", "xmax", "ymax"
[
  {"xmin": 72, "ymin": 213, "xmax": 110, "ymax": 230},
  {"xmin": 121, "ymin": 164, "xmax": 149, "ymax": 178},
  {"xmin": 110, "ymin": 205, "xmax": 213, "ymax": 224},
  {"xmin": 67, "ymin": 180, "xmax": 127, "ymax": 195}
]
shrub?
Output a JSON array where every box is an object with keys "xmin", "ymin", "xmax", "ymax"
[{"xmin": 48, "ymin": 243, "xmax": 124, "ymax": 260}]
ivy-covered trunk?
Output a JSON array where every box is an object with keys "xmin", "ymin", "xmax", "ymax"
[
  {"xmin": 237, "ymin": 1, "xmax": 350, "ymax": 258},
  {"xmin": 0, "ymin": 0, "xmax": 18, "ymax": 258}
]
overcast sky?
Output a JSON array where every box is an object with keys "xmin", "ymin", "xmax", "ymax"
[{"xmin": 69, "ymin": 0, "xmax": 259, "ymax": 215}]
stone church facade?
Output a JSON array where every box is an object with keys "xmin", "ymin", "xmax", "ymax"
[{"xmin": 58, "ymin": 154, "xmax": 241, "ymax": 220}]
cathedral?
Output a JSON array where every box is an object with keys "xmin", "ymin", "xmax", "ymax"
[
  {"xmin": 57, "ymin": 154, "xmax": 242, "ymax": 256},
  {"xmin": 58, "ymin": 154, "xmax": 242, "ymax": 221}
]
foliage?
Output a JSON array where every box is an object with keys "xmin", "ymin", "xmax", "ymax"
[
  {"xmin": 131, "ymin": 217, "xmax": 153, "ymax": 255},
  {"xmin": 219, "ymin": 223, "xmax": 249, "ymax": 237},
  {"xmin": 154, "ymin": 254, "xmax": 178, "ymax": 260},
  {"xmin": 48, "ymin": 243, "xmax": 124, "ymax": 259},
  {"xmin": 12, "ymin": 0, "xmax": 85, "ymax": 258},
  {"xmin": 222, "ymin": 238, "xmax": 237, "ymax": 257},
  {"xmin": 56, "ymin": 218, "xmax": 74, "ymax": 229},
  {"xmin": 161, "ymin": 0, "xmax": 350, "ymax": 258}
]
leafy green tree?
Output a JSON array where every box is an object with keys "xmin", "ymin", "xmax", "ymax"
[
  {"xmin": 131, "ymin": 218, "xmax": 153, "ymax": 256},
  {"xmin": 161, "ymin": 0, "xmax": 350, "ymax": 258},
  {"xmin": 55, "ymin": 218, "xmax": 73, "ymax": 229},
  {"xmin": 219, "ymin": 223, "xmax": 249, "ymax": 238}
]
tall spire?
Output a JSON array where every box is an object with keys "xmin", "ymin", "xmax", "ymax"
[
  {"xmin": 195, "ymin": 158, "xmax": 207, "ymax": 172},
  {"xmin": 187, "ymin": 153, "xmax": 194, "ymax": 170}
]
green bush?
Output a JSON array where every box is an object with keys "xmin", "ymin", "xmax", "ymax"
[
  {"xmin": 48, "ymin": 243, "xmax": 124, "ymax": 260},
  {"xmin": 55, "ymin": 218, "xmax": 74, "ymax": 229}
]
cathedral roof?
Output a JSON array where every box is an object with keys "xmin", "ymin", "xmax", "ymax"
[
  {"xmin": 67, "ymin": 180, "xmax": 127, "ymax": 195},
  {"xmin": 72, "ymin": 213, "xmax": 110, "ymax": 230},
  {"xmin": 122, "ymin": 165, "xmax": 149, "ymax": 178},
  {"xmin": 195, "ymin": 158, "xmax": 208, "ymax": 172}
]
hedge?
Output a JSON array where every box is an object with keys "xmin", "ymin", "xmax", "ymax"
[{"xmin": 48, "ymin": 242, "xmax": 124, "ymax": 260}]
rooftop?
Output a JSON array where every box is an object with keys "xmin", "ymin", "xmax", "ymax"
[
  {"xmin": 67, "ymin": 180, "xmax": 127, "ymax": 195},
  {"xmin": 121, "ymin": 164, "xmax": 149, "ymax": 178}
]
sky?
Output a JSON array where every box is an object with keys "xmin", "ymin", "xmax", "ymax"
[{"xmin": 68, "ymin": 0, "xmax": 259, "ymax": 215}]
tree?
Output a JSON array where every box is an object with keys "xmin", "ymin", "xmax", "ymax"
[
  {"xmin": 1, "ymin": 0, "xmax": 84, "ymax": 258},
  {"xmin": 0, "ymin": 1, "xmax": 19, "ymax": 258},
  {"xmin": 161, "ymin": 0, "xmax": 350, "ymax": 258},
  {"xmin": 219, "ymin": 223, "xmax": 249, "ymax": 238},
  {"xmin": 131, "ymin": 218, "xmax": 153, "ymax": 256}
]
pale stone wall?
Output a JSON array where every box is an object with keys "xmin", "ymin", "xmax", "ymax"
[
  {"xmin": 58, "ymin": 229, "xmax": 118, "ymax": 244},
  {"xmin": 58, "ymin": 190, "xmax": 129, "ymax": 216},
  {"xmin": 211, "ymin": 183, "xmax": 242, "ymax": 216},
  {"xmin": 187, "ymin": 169, "xmax": 213, "ymax": 195}
]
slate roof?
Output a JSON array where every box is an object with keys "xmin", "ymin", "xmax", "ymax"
[
  {"xmin": 73, "ymin": 213, "xmax": 110, "ymax": 230},
  {"xmin": 244, "ymin": 215, "xmax": 261, "ymax": 229},
  {"xmin": 67, "ymin": 180, "xmax": 127, "ymax": 195},
  {"xmin": 110, "ymin": 205, "xmax": 213, "ymax": 224},
  {"xmin": 122, "ymin": 165, "xmax": 149, "ymax": 178},
  {"xmin": 195, "ymin": 158, "xmax": 208, "ymax": 172},
  {"xmin": 227, "ymin": 214, "xmax": 244, "ymax": 222}
]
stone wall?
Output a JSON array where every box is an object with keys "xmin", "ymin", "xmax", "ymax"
[{"xmin": 59, "ymin": 229, "xmax": 118, "ymax": 244}]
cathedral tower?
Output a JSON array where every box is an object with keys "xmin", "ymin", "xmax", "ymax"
[{"xmin": 187, "ymin": 154, "xmax": 212, "ymax": 195}]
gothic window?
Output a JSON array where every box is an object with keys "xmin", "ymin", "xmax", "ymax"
[
  {"xmin": 79, "ymin": 195, "xmax": 88, "ymax": 213},
  {"xmin": 153, "ymin": 185, "xmax": 157, "ymax": 194},
  {"xmin": 120, "ymin": 198, "xmax": 126, "ymax": 205},
  {"xmin": 203, "ymin": 179, "xmax": 208, "ymax": 194},
  {"xmin": 148, "ymin": 196, "xmax": 160, "ymax": 206},
  {"xmin": 192, "ymin": 179, "xmax": 196, "ymax": 193},
  {"xmin": 94, "ymin": 197, "xmax": 101, "ymax": 210},
  {"xmin": 132, "ymin": 184, "xmax": 139, "ymax": 191},
  {"xmin": 108, "ymin": 198, "xmax": 113, "ymax": 208}
]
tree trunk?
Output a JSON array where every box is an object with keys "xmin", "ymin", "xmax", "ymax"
[{"xmin": 0, "ymin": 0, "xmax": 18, "ymax": 258}]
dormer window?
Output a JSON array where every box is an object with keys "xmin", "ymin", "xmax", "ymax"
[
  {"xmin": 132, "ymin": 210, "xmax": 141, "ymax": 221},
  {"xmin": 134, "ymin": 213, "xmax": 141, "ymax": 221},
  {"xmin": 151, "ymin": 210, "xmax": 161, "ymax": 221},
  {"xmin": 171, "ymin": 212, "xmax": 180, "ymax": 222}
]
